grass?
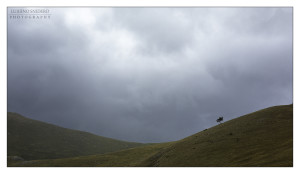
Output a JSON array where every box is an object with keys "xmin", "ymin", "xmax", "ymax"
[
  {"xmin": 11, "ymin": 142, "xmax": 173, "ymax": 167},
  {"xmin": 7, "ymin": 112, "xmax": 143, "ymax": 162},
  {"xmin": 8, "ymin": 104, "xmax": 293, "ymax": 167},
  {"xmin": 144, "ymin": 104, "xmax": 293, "ymax": 167}
]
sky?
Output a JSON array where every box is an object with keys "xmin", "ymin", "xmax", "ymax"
[{"xmin": 7, "ymin": 7, "xmax": 293, "ymax": 143}]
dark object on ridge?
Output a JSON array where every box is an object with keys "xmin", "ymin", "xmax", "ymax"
[{"xmin": 216, "ymin": 116, "xmax": 223, "ymax": 124}]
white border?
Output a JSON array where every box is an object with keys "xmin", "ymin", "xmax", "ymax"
[
  {"xmin": 0, "ymin": 0, "xmax": 297, "ymax": 7},
  {"xmin": 1, "ymin": 0, "xmax": 299, "ymax": 174}
]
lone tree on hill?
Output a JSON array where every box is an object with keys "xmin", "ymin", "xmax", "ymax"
[{"xmin": 216, "ymin": 116, "xmax": 223, "ymax": 124}]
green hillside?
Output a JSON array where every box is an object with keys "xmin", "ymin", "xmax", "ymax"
[
  {"xmin": 141, "ymin": 104, "xmax": 293, "ymax": 167},
  {"xmin": 7, "ymin": 112, "xmax": 143, "ymax": 162},
  {"xmin": 9, "ymin": 104, "xmax": 293, "ymax": 167}
]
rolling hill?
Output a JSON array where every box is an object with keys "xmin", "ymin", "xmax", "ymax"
[
  {"xmin": 8, "ymin": 104, "xmax": 293, "ymax": 167},
  {"xmin": 7, "ymin": 112, "xmax": 143, "ymax": 162}
]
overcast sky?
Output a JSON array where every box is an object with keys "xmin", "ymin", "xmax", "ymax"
[{"xmin": 7, "ymin": 8, "xmax": 292, "ymax": 143}]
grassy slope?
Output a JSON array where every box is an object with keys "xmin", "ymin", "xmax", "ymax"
[
  {"xmin": 142, "ymin": 104, "xmax": 293, "ymax": 167},
  {"xmin": 7, "ymin": 112, "xmax": 142, "ymax": 162},
  {"xmin": 10, "ymin": 104, "xmax": 293, "ymax": 167},
  {"xmin": 12, "ymin": 143, "xmax": 173, "ymax": 167}
]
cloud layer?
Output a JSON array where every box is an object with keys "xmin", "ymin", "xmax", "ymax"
[{"xmin": 8, "ymin": 8, "xmax": 293, "ymax": 143}]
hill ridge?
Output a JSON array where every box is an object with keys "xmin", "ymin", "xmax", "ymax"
[
  {"xmin": 139, "ymin": 104, "xmax": 293, "ymax": 167},
  {"xmin": 8, "ymin": 104, "xmax": 293, "ymax": 167},
  {"xmin": 7, "ymin": 112, "xmax": 143, "ymax": 161}
]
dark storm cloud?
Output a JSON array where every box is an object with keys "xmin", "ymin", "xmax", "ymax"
[{"xmin": 8, "ymin": 8, "xmax": 292, "ymax": 143}]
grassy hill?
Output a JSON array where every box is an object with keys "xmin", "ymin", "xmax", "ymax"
[
  {"xmin": 7, "ymin": 112, "xmax": 143, "ymax": 162},
  {"xmin": 9, "ymin": 104, "xmax": 293, "ymax": 167},
  {"xmin": 140, "ymin": 104, "xmax": 293, "ymax": 167}
]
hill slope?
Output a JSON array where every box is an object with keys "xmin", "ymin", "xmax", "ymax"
[
  {"xmin": 7, "ymin": 112, "xmax": 142, "ymax": 161},
  {"xmin": 140, "ymin": 104, "xmax": 293, "ymax": 167},
  {"xmin": 9, "ymin": 104, "xmax": 293, "ymax": 167}
]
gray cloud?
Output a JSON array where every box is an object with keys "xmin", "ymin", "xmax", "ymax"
[{"xmin": 8, "ymin": 8, "xmax": 293, "ymax": 143}]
